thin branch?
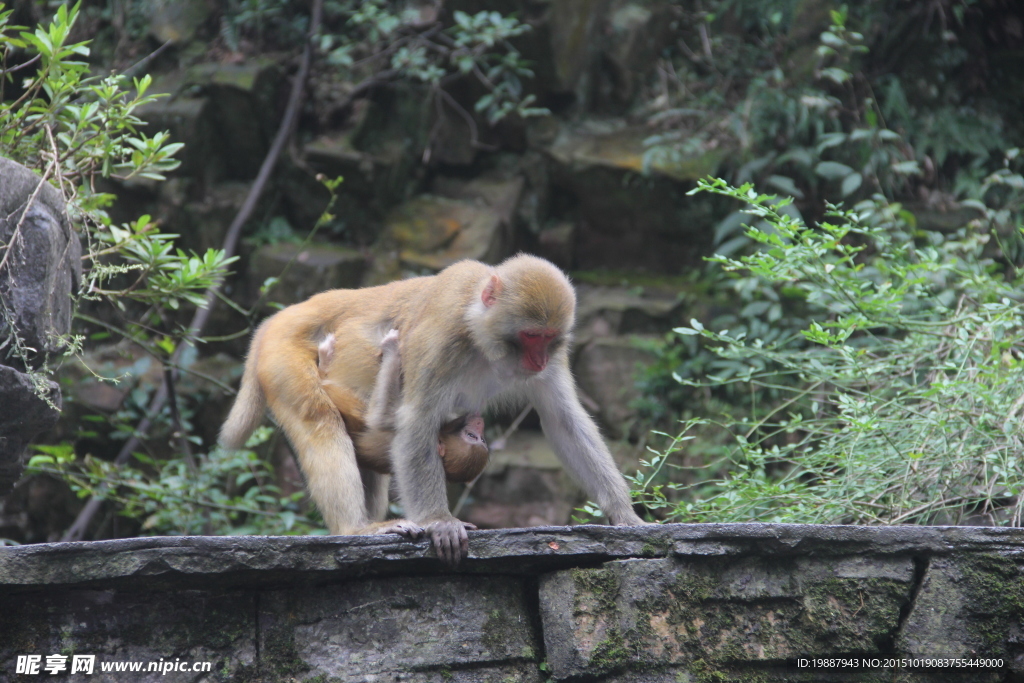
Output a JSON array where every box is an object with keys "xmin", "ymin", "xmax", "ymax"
[
  {"xmin": 119, "ymin": 39, "xmax": 173, "ymax": 80},
  {"xmin": 164, "ymin": 365, "xmax": 196, "ymax": 472},
  {"xmin": 436, "ymin": 86, "xmax": 497, "ymax": 152},
  {"xmin": 0, "ymin": 53, "xmax": 40, "ymax": 76}
]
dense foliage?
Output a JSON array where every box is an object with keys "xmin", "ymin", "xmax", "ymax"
[
  {"xmin": 1, "ymin": 3, "xmax": 233, "ymax": 368},
  {"xmin": 629, "ymin": 1, "xmax": 1024, "ymax": 526},
  {"xmin": 632, "ymin": 175, "xmax": 1024, "ymax": 525}
]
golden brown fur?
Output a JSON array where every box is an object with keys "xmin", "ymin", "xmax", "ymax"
[{"xmin": 316, "ymin": 333, "xmax": 489, "ymax": 482}]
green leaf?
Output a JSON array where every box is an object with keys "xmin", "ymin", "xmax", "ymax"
[
  {"xmin": 891, "ymin": 160, "xmax": 921, "ymax": 175},
  {"xmin": 766, "ymin": 174, "xmax": 805, "ymax": 199},
  {"xmin": 815, "ymin": 161, "xmax": 855, "ymax": 181},
  {"xmin": 841, "ymin": 172, "xmax": 862, "ymax": 197}
]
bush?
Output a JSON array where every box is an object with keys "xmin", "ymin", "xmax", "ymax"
[{"xmin": 632, "ymin": 174, "xmax": 1024, "ymax": 526}]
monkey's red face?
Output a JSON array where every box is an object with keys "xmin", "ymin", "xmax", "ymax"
[{"xmin": 518, "ymin": 329, "xmax": 558, "ymax": 372}]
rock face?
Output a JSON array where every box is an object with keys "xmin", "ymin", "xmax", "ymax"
[
  {"xmin": 0, "ymin": 158, "xmax": 80, "ymax": 495},
  {"xmin": 0, "ymin": 367, "xmax": 61, "ymax": 497},
  {"xmin": 2, "ymin": 525, "xmax": 1024, "ymax": 681},
  {"xmin": 0, "ymin": 158, "xmax": 81, "ymax": 368}
]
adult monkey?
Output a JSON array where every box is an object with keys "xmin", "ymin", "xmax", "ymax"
[{"xmin": 220, "ymin": 254, "xmax": 646, "ymax": 564}]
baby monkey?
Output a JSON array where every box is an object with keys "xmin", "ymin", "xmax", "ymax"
[{"xmin": 318, "ymin": 330, "xmax": 489, "ymax": 483}]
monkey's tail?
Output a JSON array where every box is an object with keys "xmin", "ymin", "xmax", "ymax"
[{"xmin": 219, "ymin": 326, "xmax": 268, "ymax": 450}]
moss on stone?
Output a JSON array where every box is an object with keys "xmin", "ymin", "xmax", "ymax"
[
  {"xmin": 800, "ymin": 576, "xmax": 909, "ymax": 651},
  {"xmin": 570, "ymin": 566, "xmax": 621, "ymax": 615},
  {"xmin": 482, "ymin": 607, "xmax": 518, "ymax": 655},
  {"xmin": 957, "ymin": 553, "xmax": 1024, "ymax": 652},
  {"xmin": 258, "ymin": 617, "xmax": 310, "ymax": 679},
  {"xmin": 588, "ymin": 625, "xmax": 632, "ymax": 671},
  {"xmin": 640, "ymin": 539, "xmax": 673, "ymax": 558}
]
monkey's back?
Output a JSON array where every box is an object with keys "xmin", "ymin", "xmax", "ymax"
[{"xmin": 253, "ymin": 260, "xmax": 493, "ymax": 427}]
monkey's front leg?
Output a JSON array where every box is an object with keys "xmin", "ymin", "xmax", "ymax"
[{"xmin": 391, "ymin": 407, "xmax": 475, "ymax": 566}]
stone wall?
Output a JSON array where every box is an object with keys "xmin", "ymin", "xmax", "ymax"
[{"xmin": 2, "ymin": 524, "xmax": 1023, "ymax": 682}]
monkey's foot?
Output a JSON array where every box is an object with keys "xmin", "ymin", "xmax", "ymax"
[
  {"xmin": 373, "ymin": 519, "xmax": 424, "ymax": 539},
  {"xmin": 380, "ymin": 328, "xmax": 399, "ymax": 351},
  {"xmin": 612, "ymin": 510, "xmax": 653, "ymax": 526},
  {"xmin": 424, "ymin": 518, "xmax": 476, "ymax": 567}
]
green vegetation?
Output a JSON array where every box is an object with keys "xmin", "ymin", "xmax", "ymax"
[
  {"xmin": 1, "ymin": 3, "xmax": 232, "ymax": 365},
  {"xmin": 629, "ymin": 1, "xmax": 1024, "ymax": 526},
  {"xmin": 632, "ymin": 173, "xmax": 1024, "ymax": 525},
  {"xmin": 2, "ymin": 1, "xmax": 545, "ymax": 539},
  {"xmin": 29, "ymin": 427, "xmax": 320, "ymax": 534},
  {"xmin": 225, "ymin": 0, "xmax": 547, "ymax": 125}
]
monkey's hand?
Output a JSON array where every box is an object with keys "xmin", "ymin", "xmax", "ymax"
[
  {"xmin": 380, "ymin": 328, "xmax": 400, "ymax": 353},
  {"xmin": 423, "ymin": 518, "xmax": 477, "ymax": 567},
  {"xmin": 371, "ymin": 519, "xmax": 424, "ymax": 539}
]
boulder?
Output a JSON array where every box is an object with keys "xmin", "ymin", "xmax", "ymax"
[
  {"xmin": 138, "ymin": 76, "xmax": 221, "ymax": 183},
  {"xmin": 572, "ymin": 336, "xmax": 658, "ymax": 439},
  {"xmin": 300, "ymin": 131, "xmax": 409, "ymax": 245},
  {"xmin": 0, "ymin": 157, "xmax": 80, "ymax": 493},
  {"xmin": 595, "ymin": 2, "xmax": 675, "ymax": 110},
  {"xmin": 458, "ymin": 427, "xmax": 638, "ymax": 529},
  {"xmin": 163, "ymin": 181, "xmax": 253, "ymax": 255},
  {"xmin": 147, "ymin": 0, "xmax": 211, "ymax": 45},
  {"xmin": 0, "ymin": 471, "xmax": 79, "ymax": 543},
  {"xmin": 186, "ymin": 58, "xmax": 284, "ymax": 180},
  {"xmin": 546, "ymin": 121, "xmax": 726, "ymax": 272},
  {"xmin": 536, "ymin": 221, "xmax": 576, "ymax": 269},
  {"xmin": 0, "ymin": 157, "xmax": 81, "ymax": 368},
  {"xmin": 432, "ymin": 174, "xmax": 525, "ymax": 226},
  {"xmin": 366, "ymin": 193, "xmax": 514, "ymax": 284},
  {"xmin": 546, "ymin": 0, "xmax": 613, "ymax": 101},
  {"xmin": 575, "ymin": 284, "xmax": 686, "ymax": 340},
  {"xmin": 459, "ymin": 430, "xmax": 584, "ymax": 530}
]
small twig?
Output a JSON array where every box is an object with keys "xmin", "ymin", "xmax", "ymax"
[
  {"xmin": 490, "ymin": 405, "xmax": 532, "ymax": 451},
  {"xmin": 119, "ymin": 39, "xmax": 174, "ymax": 80},
  {"xmin": 1007, "ymin": 391, "xmax": 1024, "ymax": 424},
  {"xmin": 351, "ymin": 24, "xmax": 440, "ymax": 68},
  {"xmin": 889, "ymin": 496, "xmax": 960, "ymax": 524},
  {"xmin": 698, "ymin": 22, "xmax": 714, "ymax": 63},
  {"xmin": 164, "ymin": 365, "xmax": 196, "ymax": 472},
  {"xmin": 0, "ymin": 53, "xmax": 40, "ymax": 76},
  {"xmin": 436, "ymin": 87, "xmax": 497, "ymax": 152}
]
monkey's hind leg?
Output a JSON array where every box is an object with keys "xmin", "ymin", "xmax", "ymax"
[
  {"xmin": 361, "ymin": 469, "xmax": 390, "ymax": 521},
  {"xmin": 358, "ymin": 468, "xmax": 426, "ymax": 539},
  {"xmin": 274, "ymin": 395, "xmax": 370, "ymax": 536}
]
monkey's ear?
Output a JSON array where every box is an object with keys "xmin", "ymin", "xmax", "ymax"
[{"xmin": 481, "ymin": 275, "xmax": 502, "ymax": 307}]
